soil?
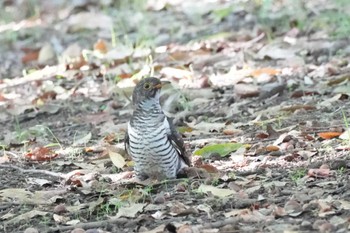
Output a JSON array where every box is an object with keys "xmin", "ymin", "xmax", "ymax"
[{"xmin": 1, "ymin": 1, "xmax": 350, "ymax": 233}]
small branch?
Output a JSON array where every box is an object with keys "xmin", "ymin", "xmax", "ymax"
[
  {"xmin": 46, "ymin": 217, "xmax": 137, "ymax": 233},
  {"xmin": 202, "ymin": 216, "xmax": 240, "ymax": 229}
]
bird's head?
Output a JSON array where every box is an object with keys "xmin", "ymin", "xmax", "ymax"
[{"xmin": 132, "ymin": 77, "xmax": 167, "ymax": 106}]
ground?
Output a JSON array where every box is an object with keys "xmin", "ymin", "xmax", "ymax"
[{"xmin": 1, "ymin": 0, "xmax": 350, "ymax": 232}]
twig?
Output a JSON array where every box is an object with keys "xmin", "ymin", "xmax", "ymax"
[
  {"xmin": 243, "ymin": 32, "xmax": 265, "ymax": 49},
  {"xmin": 46, "ymin": 217, "xmax": 137, "ymax": 233},
  {"xmin": 0, "ymin": 164, "xmax": 65, "ymax": 179},
  {"xmin": 202, "ymin": 217, "xmax": 240, "ymax": 229}
]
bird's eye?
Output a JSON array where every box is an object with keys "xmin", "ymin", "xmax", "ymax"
[{"xmin": 143, "ymin": 83, "xmax": 151, "ymax": 89}]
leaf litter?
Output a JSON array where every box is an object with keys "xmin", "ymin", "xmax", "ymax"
[{"xmin": 0, "ymin": 0, "xmax": 350, "ymax": 232}]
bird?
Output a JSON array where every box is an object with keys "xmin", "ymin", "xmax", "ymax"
[{"xmin": 124, "ymin": 77, "xmax": 191, "ymax": 180}]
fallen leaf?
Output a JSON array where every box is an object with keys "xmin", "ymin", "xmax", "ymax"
[
  {"xmin": 273, "ymin": 206, "xmax": 287, "ymax": 217},
  {"xmin": 53, "ymin": 214, "xmax": 69, "ymax": 224},
  {"xmin": 73, "ymin": 132, "xmax": 92, "ymax": 146},
  {"xmin": 0, "ymin": 188, "xmax": 67, "ymax": 205},
  {"xmin": 5, "ymin": 210, "xmax": 48, "ymax": 225},
  {"xmin": 151, "ymin": 210, "xmax": 165, "ymax": 220},
  {"xmin": 116, "ymin": 203, "xmax": 147, "ymax": 218},
  {"xmin": 38, "ymin": 43, "xmax": 56, "ymax": 64},
  {"xmin": 259, "ymin": 83, "xmax": 285, "ymax": 99},
  {"xmin": 93, "ymin": 39, "xmax": 108, "ymax": 54},
  {"xmin": 67, "ymin": 12, "xmax": 113, "ymax": 32},
  {"xmin": 318, "ymin": 132, "xmax": 342, "ymax": 139},
  {"xmin": 281, "ymin": 105, "xmax": 316, "ymax": 112},
  {"xmin": 199, "ymin": 164, "xmax": 219, "ymax": 173},
  {"xmin": 337, "ymin": 200, "xmax": 350, "ymax": 210},
  {"xmin": 308, "ymin": 168, "xmax": 331, "ymax": 178},
  {"xmin": 27, "ymin": 178, "xmax": 52, "ymax": 186},
  {"xmin": 198, "ymin": 184, "xmax": 236, "ymax": 197},
  {"xmin": 193, "ymin": 143, "xmax": 243, "ymax": 158},
  {"xmin": 250, "ymin": 68, "xmax": 280, "ymax": 77},
  {"xmin": 327, "ymin": 74, "xmax": 350, "ymax": 86},
  {"xmin": 224, "ymin": 209, "xmax": 246, "ymax": 217},
  {"xmin": 21, "ymin": 49, "xmax": 40, "ymax": 64},
  {"xmin": 234, "ymin": 83, "xmax": 260, "ymax": 98},
  {"xmin": 169, "ymin": 201, "xmax": 198, "ymax": 216},
  {"xmin": 109, "ymin": 151, "xmax": 126, "ymax": 169},
  {"xmin": 160, "ymin": 67, "xmax": 193, "ymax": 79},
  {"xmin": 291, "ymin": 90, "xmax": 320, "ymax": 98},
  {"xmin": 257, "ymin": 43, "xmax": 298, "ymax": 60},
  {"xmin": 265, "ymin": 145, "xmax": 280, "ymax": 152},
  {"xmin": 25, "ymin": 147, "xmax": 58, "ymax": 161},
  {"xmin": 284, "ymin": 200, "xmax": 303, "ymax": 217},
  {"xmin": 190, "ymin": 121, "xmax": 226, "ymax": 133}
]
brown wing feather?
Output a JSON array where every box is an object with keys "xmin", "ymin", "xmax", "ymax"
[
  {"xmin": 124, "ymin": 128, "xmax": 131, "ymax": 156},
  {"xmin": 166, "ymin": 117, "xmax": 191, "ymax": 167}
]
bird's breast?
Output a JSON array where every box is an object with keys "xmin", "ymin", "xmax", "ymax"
[{"xmin": 128, "ymin": 115, "xmax": 169, "ymax": 154}]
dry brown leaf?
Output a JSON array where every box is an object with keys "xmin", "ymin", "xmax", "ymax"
[
  {"xmin": 265, "ymin": 145, "xmax": 280, "ymax": 152},
  {"xmin": 234, "ymin": 83, "xmax": 260, "ymax": 98},
  {"xmin": 318, "ymin": 132, "xmax": 342, "ymax": 139},
  {"xmin": 281, "ymin": 105, "xmax": 316, "ymax": 112},
  {"xmin": 255, "ymin": 132, "xmax": 269, "ymax": 139},
  {"xmin": 116, "ymin": 203, "xmax": 147, "ymax": 218},
  {"xmin": 25, "ymin": 147, "xmax": 58, "ymax": 161},
  {"xmin": 250, "ymin": 68, "xmax": 280, "ymax": 77},
  {"xmin": 160, "ymin": 67, "xmax": 193, "ymax": 79},
  {"xmin": 22, "ymin": 50, "xmax": 39, "ymax": 64},
  {"xmin": 199, "ymin": 164, "xmax": 219, "ymax": 173},
  {"xmin": 94, "ymin": 39, "xmax": 108, "ymax": 54},
  {"xmin": 308, "ymin": 168, "xmax": 331, "ymax": 178},
  {"xmin": 327, "ymin": 74, "xmax": 350, "ymax": 86},
  {"xmin": 291, "ymin": 90, "xmax": 320, "ymax": 98}
]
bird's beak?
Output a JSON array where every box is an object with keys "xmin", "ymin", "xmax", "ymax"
[{"xmin": 154, "ymin": 80, "xmax": 171, "ymax": 89}]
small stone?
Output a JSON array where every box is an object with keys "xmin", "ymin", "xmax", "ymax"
[
  {"xmin": 24, "ymin": 228, "xmax": 39, "ymax": 233},
  {"xmin": 54, "ymin": 204, "xmax": 68, "ymax": 214},
  {"xmin": 175, "ymin": 183, "xmax": 187, "ymax": 192},
  {"xmin": 153, "ymin": 194, "xmax": 166, "ymax": 204},
  {"xmin": 71, "ymin": 228, "xmax": 86, "ymax": 233},
  {"xmin": 301, "ymin": 220, "xmax": 312, "ymax": 227},
  {"xmin": 138, "ymin": 226, "xmax": 149, "ymax": 232}
]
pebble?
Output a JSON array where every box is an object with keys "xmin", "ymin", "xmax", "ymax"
[
  {"xmin": 71, "ymin": 228, "xmax": 86, "ymax": 233},
  {"xmin": 24, "ymin": 228, "xmax": 39, "ymax": 233},
  {"xmin": 53, "ymin": 203, "xmax": 67, "ymax": 214},
  {"xmin": 153, "ymin": 193, "xmax": 166, "ymax": 204}
]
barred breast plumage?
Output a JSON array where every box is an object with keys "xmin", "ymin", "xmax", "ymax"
[{"xmin": 125, "ymin": 77, "xmax": 191, "ymax": 180}]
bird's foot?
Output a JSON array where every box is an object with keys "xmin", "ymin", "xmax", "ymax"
[{"xmin": 179, "ymin": 167, "xmax": 211, "ymax": 179}]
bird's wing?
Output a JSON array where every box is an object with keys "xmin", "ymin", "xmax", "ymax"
[
  {"xmin": 124, "ymin": 126, "xmax": 131, "ymax": 156},
  {"xmin": 165, "ymin": 117, "xmax": 191, "ymax": 167}
]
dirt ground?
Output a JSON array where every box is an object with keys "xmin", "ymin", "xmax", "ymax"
[{"xmin": 1, "ymin": 1, "xmax": 350, "ymax": 232}]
